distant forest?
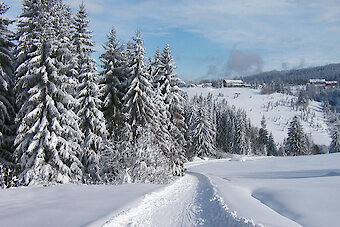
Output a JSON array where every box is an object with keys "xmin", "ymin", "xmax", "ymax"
[{"xmin": 241, "ymin": 63, "xmax": 340, "ymax": 85}]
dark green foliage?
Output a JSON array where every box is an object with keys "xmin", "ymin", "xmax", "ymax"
[{"xmin": 285, "ymin": 116, "xmax": 308, "ymax": 156}]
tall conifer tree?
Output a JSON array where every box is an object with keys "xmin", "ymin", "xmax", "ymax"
[
  {"xmin": 122, "ymin": 31, "xmax": 155, "ymax": 137},
  {"xmin": 329, "ymin": 130, "xmax": 340, "ymax": 153},
  {"xmin": 15, "ymin": 0, "xmax": 83, "ymax": 185},
  {"xmin": 285, "ymin": 116, "xmax": 307, "ymax": 156},
  {"xmin": 100, "ymin": 28, "xmax": 127, "ymax": 135},
  {"xmin": 0, "ymin": 2, "xmax": 16, "ymax": 187},
  {"xmin": 73, "ymin": 3, "xmax": 108, "ymax": 182}
]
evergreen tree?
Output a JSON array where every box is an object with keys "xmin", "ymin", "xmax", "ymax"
[
  {"xmin": 329, "ymin": 130, "xmax": 340, "ymax": 153},
  {"xmin": 191, "ymin": 98, "xmax": 216, "ymax": 157},
  {"xmin": 15, "ymin": 0, "xmax": 83, "ymax": 185},
  {"xmin": 285, "ymin": 116, "xmax": 307, "ymax": 156},
  {"xmin": 233, "ymin": 110, "xmax": 247, "ymax": 155},
  {"xmin": 100, "ymin": 28, "xmax": 127, "ymax": 135},
  {"xmin": 154, "ymin": 44, "xmax": 188, "ymax": 175},
  {"xmin": 267, "ymin": 133, "xmax": 277, "ymax": 156},
  {"xmin": 73, "ymin": 3, "xmax": 108, "ymax": 182},
  {"xmin": 0, "ymin": 2, "xmax": 16, "ymax": 185},
  {"xmin": 296, "ymin": 90, "xmax": 309, "ymax": 110},
  {"xmin": 122, "ymin": 31, "xmax": 155, "ymax": 137},
  {"xmin": 258, "ymin": 115, "xmax": 269, "ymax": 155}
]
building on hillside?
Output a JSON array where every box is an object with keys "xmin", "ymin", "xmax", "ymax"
[
  {"xmin": 309, "ymin": 79, "xmax": 326, "ymax": 85},
  {"xmin": 325, "ymin": 81, "xmax": 338, "ymax": 87},
  {"xmin": 223, "ymin": 79, "xmax": 244, "ymax": 87},
  {"xmin": 308, "ymin": 79, "xmax": 338, "ymax": 88}
]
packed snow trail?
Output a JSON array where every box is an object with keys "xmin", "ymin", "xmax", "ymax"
[{"xmin": 103, "ymin": 172, "xmax": 259, "ymax": 227}]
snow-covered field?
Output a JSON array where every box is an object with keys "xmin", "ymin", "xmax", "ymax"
[
  {"xmin": 0, "ymin": 183, "xmax": 165, "ymax": 227},
  {"xmin": 188, "ymin": 153, "xmax": 340, "ymax": 227},
  {"xmin": 1, "ymin": 153, "xmax": 339, "ymax": 227},
  {"xmin": 184, "ymin": 87, "xmax": 331, "ymax": 145}
]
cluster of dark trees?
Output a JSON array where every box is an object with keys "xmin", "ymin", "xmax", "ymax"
[{"xmin": 242, "ymin": 63, "xmax": 340, "ymax": 85}]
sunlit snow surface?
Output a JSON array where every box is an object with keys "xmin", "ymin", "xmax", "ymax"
[
  {"xmin": 187, "ymin": 154, "xmax": 340, "ymax": 227},
  {"xmin": 0, "ymin": 183, "xmax": 165, "ymax": 227},
  {"xmin": 1, "ymin": 154, "xmax": 340, "ymax": 226},
  {"xmin": 184, "ymin": 87, "xmax": 331, "ymax": 145}
]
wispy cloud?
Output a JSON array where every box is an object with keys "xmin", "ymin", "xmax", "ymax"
[{"xmin": 5, "ymin": 0, "xmax": 340, "ymax": 79}]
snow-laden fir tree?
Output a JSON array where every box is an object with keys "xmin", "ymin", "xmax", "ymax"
[
  {"xmin": 152, "ymin": 83, "xmax": 173, "ymax": 171},
  {"xmin": 267, "ymin": 133, "xmax": 277, "ymax": 156},
  {"xmin": 0, "ymin": 2, "xmax": 16, "ymax": 187},
  {"xmin": 285, "ymin": 116, "xmax": 308, "ymax": 156},
  {"xmin": 72, "ymin": 3, "xmax": 109, "ymax": 183},
  {"xmin": 150, "ymin": 48, "xmax": 161, "ymax": 84},
  {"xmin": 233, "ymin": 109, "xmax": 248, "ymax": 155},
  {"xmin": 100, "ymin": 27, "xmax": 127, "ymax": 135},
  {"xmin": 329, "ymin": 130, "xmax": 340, "ymax": 153},
  {"xmin": 190, "ymin": 96, "xmax": 216, "ymax": 157},
  {"xmin": 258, "ymin": 115, "xmax": 269, "ymax": 155},
  {"xmin": 15, "ymin": 0, "xmax": 83, "ymax": 185},
  {"xmin": 153, "ymin": 44, "xmax": 188, "ymax": 175},
  {"xmin": 122, "ymin": 31, "xmax": 155, "ymax": 137},
  {"xmin": 216, "ymin": 100, "xmax": 230, "ymax": 152},
  {"xmin": 120, "ymin": 32, "xmax": 175, "ymax": 183}
]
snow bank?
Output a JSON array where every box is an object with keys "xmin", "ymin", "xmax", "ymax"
[
  {"xmin": 0, "ymin": 183, "xmax": 164, "ymax": 227},
  {"xmin": 188, "ymin": 153, "xmax": 340, "ymax": 227}
]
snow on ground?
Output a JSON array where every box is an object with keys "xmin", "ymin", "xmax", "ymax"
[
  {"xmin": 1, "ymin": 153, "xmax": 339, "ymax": 226},
  {"xmin": 0, "ymin": 183, "xmax": 164, "ymax": 227},
  {"xmin": 184, "ymin": 87, "xmax": 331, "ymax": 145},
  {"xmin": 104, "ymin": 172, "xmax": 258, "ymax": 227},
  {"xmin": 188, "ymin": 153, "xmax": 340, "ymax": 227}
]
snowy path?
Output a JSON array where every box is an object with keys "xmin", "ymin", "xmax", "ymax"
[{"xmin": 103, "ymin": 172, "xmax": 258, "ymax": 227}]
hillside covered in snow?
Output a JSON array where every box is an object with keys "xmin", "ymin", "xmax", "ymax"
[{"xmin": 184, "ymin": 87, "xmax": 331, "ymax": 146}]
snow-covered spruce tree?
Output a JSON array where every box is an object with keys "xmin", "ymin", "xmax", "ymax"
[
  {"xmin": 100, "ymin": 27, "xmax": 127, "ymax": 135},
  {"xmin": 152, "ymin": 84, "xmax": 173, "ymax": 172},
  {"xmin": 190, "ymin": 96, "xmax": 216, "ymax": 157},
  {"xmin": 216, "ymin": 100, "xmax": 235, "ymax": 153},
  {"xmin": 15, "ymin": 0, "xmax": 83, "ymax": 185},
  {"xmin": 246, "ymin": 121, "xmax": 259, "ymax": 155},
  {"xmin": 267, "ymin": 133, "xmax": 278, "ymax": 156},
  {"xmin": 233, "ymin": 109, "xmax": 248, "ymax": 155},
  {"xmin": 121, "ymin": 32, "xmax": 174, "ymax": 183},
  {"xmin": 0, "ymin": 2, "xmax": 17, "ymax": 187},
  {"xmin": 206, "ymin": 93, "xmax": 217, "ymax": 145},
  {"xmin": 329, "ymin": 130, "xmax": 340, "ymax": 153},
  {"xmin": 122, "ymin": 31, "xmax": 155, "ymax": 137},
  {"xmin": 72, "ymin": 3, "xmax": 109, "ymax": 183},
  {"xmin": 258, "ymin": 115, "xmax": 269, "ymax": 155},
  {"xmin": 184, "ymin": 96, "xmax": 198, "ymax": 159},
  {"xmin": 285, "ymin": 116, "xmax": 308, "ymax": 156},
  {"xmin": 153, "ymin": 44, "xmax": 188, "ymax": 175},
  {"xmin": 150, "ymin": 48, "xmax": 161, "ymax": 84}
]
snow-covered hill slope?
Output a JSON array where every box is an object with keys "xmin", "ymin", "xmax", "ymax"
[{"xmin": 184, "ymin": 87, "xmax": 331, "ymax": 145}]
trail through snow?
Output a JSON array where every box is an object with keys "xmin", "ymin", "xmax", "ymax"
[{"xmin": 103, "ymin": 172, "xmax": 259, "ymax": 227}]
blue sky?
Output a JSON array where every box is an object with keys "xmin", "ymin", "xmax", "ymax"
[{"xmin": 5, "ymin": 0, "xmax": 340, "ymax": 81}]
